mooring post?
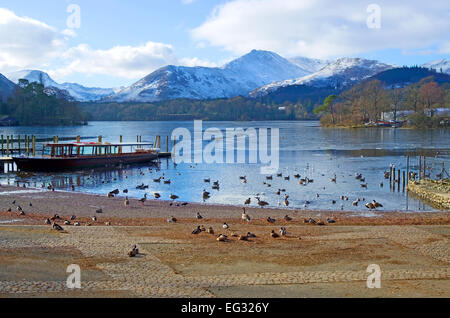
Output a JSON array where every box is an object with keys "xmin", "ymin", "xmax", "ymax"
[
  {"xmin": 423, "ymin": 156, "xmax": 426, "ymax": 179},
  {"xmin": 26, "ymin": 135, "xmax": 29, "ymax": 157},
  {"xmin": 76, "ymin": 136, "xmax": 81, "ymax": 143},
  {"xmin": 166, "ymin": 136, "xmax": 169, "ymax": 153},
  {"xmin": 6, "ymin": 135, "xmax": 10, "ymax": 156},
  {"xmin": 119, "ymin": 135, "xmax": 123, "ymax": 154},
  {"xmin": 32, "ymin": 135, "xmax": 36, "ymax": 157},
  {"xmin": 406, "ymin": 156, "xmax": 409, "ymax": 181},
  {"xmin": 18, "ymin": 135, "xmax": 21, "ymax": 154},
  {"xmin": 389, "ymin": 165, "xmax": 392, "ymax": 184},
  {"xmin": 1, "ymin": 135, "xmax": 3, "ymax": 156},
  {"xmin": 402, "ymin": 170, "xmax": 406, "ymax": 191},
  {"xmin": 419, "ymin": 156, "xmax": 422, "ymax": 180}
]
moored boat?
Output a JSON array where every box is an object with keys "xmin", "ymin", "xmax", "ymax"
[{"xmin": 13, "ymin": 141, "xmax": 159, "ymax": 172}]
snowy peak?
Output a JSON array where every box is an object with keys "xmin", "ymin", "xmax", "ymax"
[
  {"xmin": 107, "ymin": 50, "xmax": 311, "ymax": 102},
  {"xmin": 422, "ymin": 58, "xmax": 450, "ymax": 74},
  {"xmin": 7, "ymin": 70, "xmax": 58, "ymax": 87},
  {"xmin": 223, "ymin": 49, "xmax": 310, "ymax": 81},
  {"xmin": 5, "ymin": 70, "xmax": 117, "ymax": 102},
  {"xmin": 251, "ymin": 57, "xmax": 395, "ymax": 96},
  {"xmin": 289, "ymin": 56, "xmax": 331, "ymax": 74}
]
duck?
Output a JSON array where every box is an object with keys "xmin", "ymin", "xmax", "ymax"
[
  {"xmin": 50, "ymin": 214, "xmax": 60, "ymax": 221},
  {"xmin": 247, "ymin": 232, "xmax": 256, "ymax": 238},
  {"xmin": 373, "ymin": 200, "xmax": 383, "ymax": 208},
  {"xmin": 74, "ymin": 222, "xmax": 81, "ymax": 227},
  {"xmin": 196, "ymin": 212, "xmax": 203, "ymax": 220},
  {"xmin": 266, "ymin": 175, "xmax": 273, "ymax": 180},
  {"xmin": 361, "ymin": 183, "xmax": 368, "ymax": 188},
  {"xmin": 167, "ymin": 216, "xmax": 177, "ymax": 223},
  {"xmin": 244, "ymin": 198, "xmax": 251, "ymax": 205},
  {"xmin": 241, "ymin": 208, "xmax": 251, "ymax": 222},
  {"xmin": 64, "ymin": 221, "xmax": 71, "ymax": 225},
  {"xmin": 284, "ymin": 215, "xmax": 292, "ymax": 222},
  {"xmin": 212, "ymin": 184, "xmax": 220, "ymax": 190},
  {"xmin": 124, "ymin": 197, "xmax": 130, "ymax": 207},
  {"xmin": 52, "ymin": 223, "xmax": 64, "ymax": 231},
  {"xmin": 283, "ymin": 198, "xmax": 289, "ymax": 207},
  {"xmin": 92, "ymin": 216, "xmax": 97, "ymax": 222},
  {"xmin": 352, "ymin": 199, "xmax": 359, "ymax": 206},
  {"xmin": 207, "ymin": 227, "xmax": 214, "ymax": 235},
  {"xmin": 317, "ymin": 220, "xmax": 325, "ymax": 226},
  {"xmin": 256, "ymin": 197, "xmax": 269, "ymax": 208},
  {"xmin": 308, "ymin": 218, "xmax": 317, "ymax": 224},
  {"xmin": 280, "ymin": 227, "xmax": 287, "ymax": 236},
  {"xmin": 139, "ymin": 194, "xmax": 148, "ymax": 205},
  {"xmin": 238, "ymin": 235, "xmax": 248, "ymax": 241},
  {"xmin": 267, "ymin": 217, "xmax": 276, "ymax": 224},
  {"xmin": 170, "ymin": 194, "xmax": 179, "ymax": 201},
  {"xmin": 223, "ymin": 222, "xmax": 229, "ymax": 230},
  {"xmin": 216, "ymin": 234, "xmax": 227, "ymax": 242},
  {"xmin": 202, "ymin": 190, "xmax": 211, "ymax": 200},
  {"xmin": 45, "ymin": 218, "xmax": 51, "ymax": 225},
  {"xmin": 365, "ymin": 202, "xmax": 376, "ymax": 210},
  {"xmin": 96, "ymin": 208, "xmax": 103, "ymax": 214},
  {"xmin": 204, "ymin": 178, "xmax": 211, "ymax": 183},
  {"xmin": 327, "ymin": 218, "xmax": 336, "ymax": 224},
  {"xmin": 270, "ymin": 230, "xmax": 279, "ymax": 238},
  {"xmin": 154, "ymin": 193, "xmax": 161, "ymax": 199},
  {"xmin": 192, "ymin": 226, "xmax": 202, "ymax": 235}
]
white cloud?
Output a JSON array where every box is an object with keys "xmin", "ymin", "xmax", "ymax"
[
  {"xmin": 0, "ymin": 8, "xmax": 64, "ymax": 72},
  {"xmin": 191, "ymin": 0, "xmax": 450, "ymax": 59},
  {"xmin": 179, "ymin": 57, "xmax": 217, "ymax": 68},
  {"xmin": 52, "ymin": 42, "xmax": 179, "ymax": 79},
  {"xmin": 181, "ymin": 0, "xmax": 196, "ymax": 4}
]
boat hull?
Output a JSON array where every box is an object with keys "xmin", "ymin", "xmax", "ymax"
[{"xmin": 13, "ymin": 153, "xmax": 159, "ymax": 172}]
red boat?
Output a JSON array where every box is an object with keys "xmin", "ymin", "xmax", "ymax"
[{"xmin": 13, "ymin": 142, "xmax": 159, "ymax": 172}]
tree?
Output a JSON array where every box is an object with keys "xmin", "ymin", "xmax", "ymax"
[
  {"xmin": 389, "ymin": 88, "xmax": 404, "ymax": 122},
  {"xmin": 359, "ymin": 80, "xmax": 387, "ymax": 122},
  {"xmin": 420, "ymin": 81, "xmax": 445, "ymax": 116},
  {"xmin": 314, "ymin": 94, "xmax": 338, "ymax": 124}
]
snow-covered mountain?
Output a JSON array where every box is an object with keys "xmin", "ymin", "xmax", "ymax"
[
  {"xmin": 422, "ymin": 58, "xmax": 450, "ymax": 74},
  {"xmin": 251, "ymin": 58, "xmax": 395, "ymax": 97},
  {"xmin": 6, "ymin": 70, "xmax": 118, "ymax": 102},
  {"xmin": 0, "ymin": 73, "xmax": 16, "ymax": 101},
  {"xmin": 289, "ymin": 57, "xmax": 331, "ymax": 74},
  {"xmin": 106, "ymin": 50, "xmax": 311, "ymax": 102}
]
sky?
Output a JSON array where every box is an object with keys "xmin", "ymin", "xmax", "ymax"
[{"xmin": 0, "ymin": 0, "xmax": 449, "ymax": 88}]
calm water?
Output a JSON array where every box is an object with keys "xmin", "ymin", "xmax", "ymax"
[{"xmin": 1, "ymin": 121, "xmax": 449, "ymax": 212}]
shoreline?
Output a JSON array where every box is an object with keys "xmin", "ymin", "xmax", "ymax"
[{"xmin": 1, "ymin": 185, "xmax": 449, "ymax": 226}]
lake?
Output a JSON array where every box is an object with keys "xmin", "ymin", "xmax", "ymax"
[{"xmin": 1, "ymin": 121, "xmax": 449, "ymax": 212}]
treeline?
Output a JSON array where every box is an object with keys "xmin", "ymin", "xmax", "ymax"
[
  {"xmin": 0, "ymin": 80, "xmax": 86, "ymax": 126},
  {"xmin": 81, "ymin": 97, "xmax": 315, "ymax": 121},
  {"xmin": 315, "ymin": 76, "xmax": 450, "ymax": 128}
]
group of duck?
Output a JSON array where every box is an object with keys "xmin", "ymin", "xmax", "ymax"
[{"xmin": 181, "ymin": 208, "xmax": 337, "ymax": 242}]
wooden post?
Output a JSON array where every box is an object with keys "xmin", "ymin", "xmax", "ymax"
[
  {"xmin": 55, "ymin": 135, "xmax": 59, "ymax": 144},
  {"xmin": 1, "ymin": 135, "xmax": 3, "ymax": 156},
  {"xmin": 419, "ymin": 156, "xmax": 422, "ymax": 180},
  {"xmin": 26, "ymin": 135, "xmax": 29, "ymax": 157},
  {"xmin": 18, "ymin": 135, "xmax": 21, "ymax": 154},
  {"xmin": 402, "ymin": 170, "xmax": 406, "ymax": 191},
  {"xmin": 406, "ymin": 156, "xmax": 409, "ymax": 181},
  {"xmin": 32, "ymin": 135, "xmax": 36, "ymax": 157},
  {"xmin": 98, "ymin": 136, "xmax": 102, "ymax": 155},
  {"xmin": 397, "ymin": 169, "xmax": 400, "ymax": 189},
  {"xmin": 166, "ymin": 136, "xmax": 169, "ymax": 152},
  {"xmin": 389, "ymin": 165, "xmax": 392, "ymax": 183},
  {"xmin": 6, "ymin": 135, "xmax": 9, "ymax": 156},
  {"xmin": 119, "ymin": 135, "xmax": 123, "ymax": 154},
  {"xmin": 76, "ymin": 136, "xmax": 81, "ymax": 143},
  {"xmin": 423, "ymin": 157, "xmax": 426, "ymax": 179}
]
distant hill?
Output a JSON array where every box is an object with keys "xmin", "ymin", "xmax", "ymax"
[
  {"xmin": 0, "ymin": 73, "xmax": 16, "ymax": 101},
  {"xmin": 365, "ymin": 66, "xmax": 450, "ymax": 87}
]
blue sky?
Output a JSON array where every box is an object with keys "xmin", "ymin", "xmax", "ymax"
[{"xmin": 0, "ymin": 0, "xmax": 448, "ymax": 88}]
